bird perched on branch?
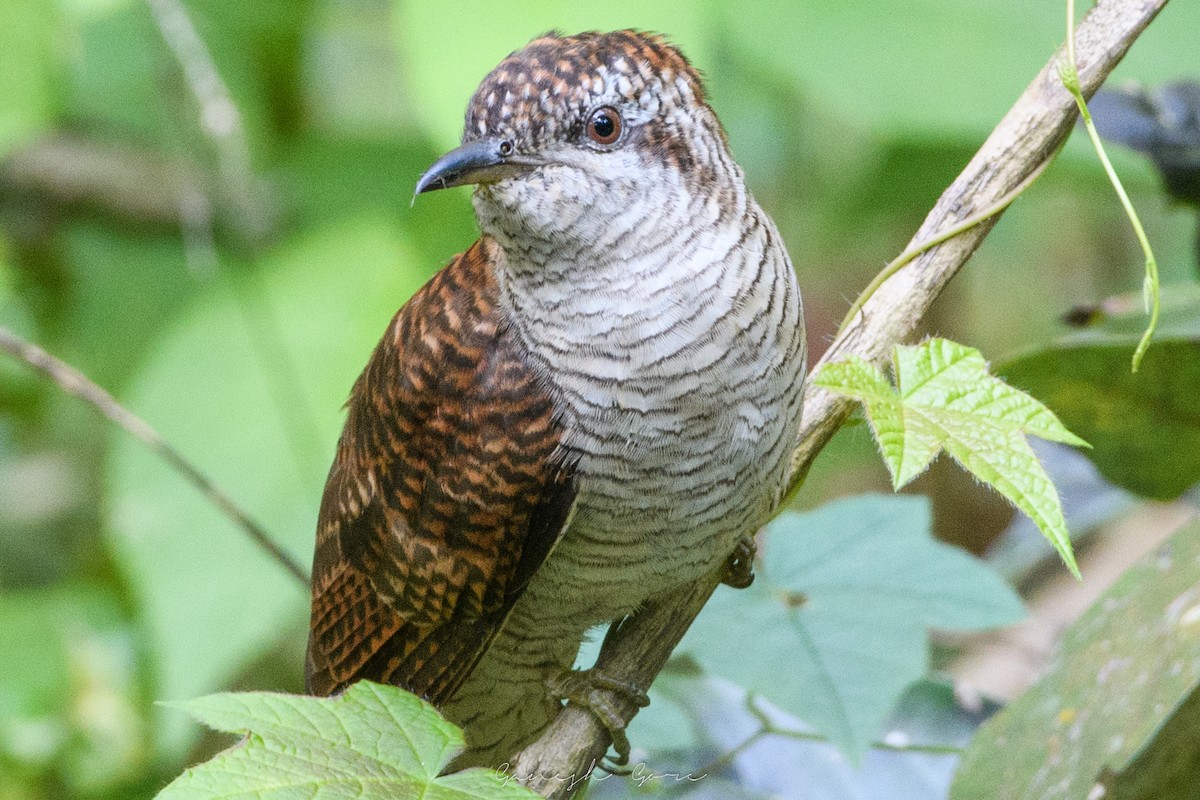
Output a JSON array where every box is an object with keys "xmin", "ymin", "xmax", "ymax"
[{"xmin": 305, "ymin": 29, "xmax": 806, "ymax": 768}]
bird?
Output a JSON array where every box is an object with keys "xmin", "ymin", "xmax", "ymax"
[{"xmin": 305, "ymin": 29, "xmax": 807, "ymax": 769}]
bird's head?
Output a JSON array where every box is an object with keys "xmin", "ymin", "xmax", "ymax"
[{"xmin": 415, "ymin": 30, "xmax": 738, "ymax": 254}]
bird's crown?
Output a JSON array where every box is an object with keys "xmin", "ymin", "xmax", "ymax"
[{"xmin": 463, "ymin": 30, "xmax": 705, "ymax": 148}]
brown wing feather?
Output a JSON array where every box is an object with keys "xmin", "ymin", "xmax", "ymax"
[{"xmin": 305, "ymin": 237, "xmax": 576, "ymax": 704}]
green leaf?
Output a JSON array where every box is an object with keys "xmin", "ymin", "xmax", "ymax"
[
  {"xmin": 724, "ymin": 1, "xmax": 1059, "ymax": 138},
  {"xmin": 632, "ymin": 667, "xmax": 992, "ymax": 799},
  {"xmin": 1002, "ymin": 284, "xmax": 1200, "ymax": 500},
  {"xmin": 724, "ymin": 1, "xmax": 1200, "ymax": 140},
  {"xmin": 678, "ymin": 494, "xmax": 1023, "ymax": 760},
  {"xmin": 0, "ymin": 0, "xmax": 56, "ymax": 156},
  {"xmin": 56, "ymin": 223, "xmax": 198, "ymax": 390},
  {"xmin": 105, "ymin": 216, "xmax": 431, "ymax": 757},
  {"xmin": 1102, "ymin": 683, "xmax": 1200, "ymax": 800},
  {"xmin": 814, "ymin": 338, "xmax": 1085, "ymax": 577},
  {"xmin": 60, "ymin": 2, "xmax": 162, "ymax": 144},
  {"xmin": 61, "ymin": 0, "xmax": 304, "ymax": 156},
  {"xmin": 950, "ymin": 518, "xmax": 1200, "ymax": 800},
  {"xmin": 156, "ymin": 682, "xmax": 539, "ymax": 799},
  {"xmin": 0, "ymin": 584, "xmax": 147, "ymax": 792}
]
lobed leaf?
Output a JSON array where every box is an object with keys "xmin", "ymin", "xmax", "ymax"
[
  {"xmin": 156, "ymin": 682, "xmax": 538, "ymax": 799},
  {"xmin": 814, "ymin": 338, "xmax": 1085, "ymax": 576},
  {"xmin": 679, "ymin": 494, "xmax": 1023, "ymax": 761}
]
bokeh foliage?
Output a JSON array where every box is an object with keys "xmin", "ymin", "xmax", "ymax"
[{"xmin": 2, "ymin": 1, "xmax": 1199, "ymax": 798}]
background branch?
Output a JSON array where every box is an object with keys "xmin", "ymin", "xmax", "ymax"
[
  {"xmin": 0, "ymin": 326, "xmax": 310, "ymax": 586},
  {"xmin": 511, "ymin": 0, "xmax": 1170, "ymax": 795},
  {"xmin": 143, "ymin": 0, "xmax": 276, "ymax": 253}
]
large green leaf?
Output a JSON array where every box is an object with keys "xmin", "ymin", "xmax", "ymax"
[
  {"xmin": 950, "ymin": 518, "xmax": 1200, "ymax": 800},
  {"xmin": 620, "ymin": 667, "xmax": 993, "ymax": 800},
  {"xmin": 395, "ymin": 0, "xmax": 720, "ymax": 149},
  {"xmin": 1002, "ymin": 284, "xmax": 1200, "ymax": 500},
  {"xmin": 60, "ymin": 1, "xmax": 163, "ymax": 144},
  {"xmin": 0, "ymin": 0, "xmax": 55, "ymax": 156},
  {"xmin": 61, "ymin": 0, "xmax": 308, "ymax": 156},
  {"xmin": 678, "ymin": 494, "xmax": 1023, "ymax": 760},
  {"xmin": 157, "ymin": 682, "xmax": 538, "ymax": 799},
  {"xmin": 1103, "ymin": 683, "xmax": 1200, "ymax": 800},
  {"xmin": 106, "ymin": 215, "xmax": 430, "ymax": 756},
  {"xmin": 56, "ymin": 223, "xmax": 198, "ymax": 390}
]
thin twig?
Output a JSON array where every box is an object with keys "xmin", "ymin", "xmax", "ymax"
[
  {"xmin": 0, "ymin": 326, "xmax": 309, "ymax": 586},
  {"xmin": 836, "ymin": 147, "xmax": 1062, "ymax": 338},
  {"xmin": 692, "ymin": 691, "xmax": 963, "ymax": 779},
  {"xmin": 1061, "ymin": 0, "xmax": 1161, "ymax": 372}
]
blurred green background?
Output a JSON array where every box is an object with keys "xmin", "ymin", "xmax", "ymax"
[{"xmin": 1, "ymin": 0, "xmax": 1197, "ymax": 797}]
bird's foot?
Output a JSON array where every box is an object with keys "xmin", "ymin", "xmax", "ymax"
[
  {"xmin": 546, "ymin": 668, "xmax": 650, "ymax": 772},
  {"xmin": 721, "ymin": 534, "xmax": 757, "ymax": 589}
]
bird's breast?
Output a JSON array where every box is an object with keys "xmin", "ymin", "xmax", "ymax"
[{"xmin": 499, "ymin": 211, "xmax": 806, "ymax": 626}]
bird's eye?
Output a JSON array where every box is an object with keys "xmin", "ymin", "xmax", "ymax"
[{"xmin": 586, "ymin": 106, "xmax": 623, "ymax": 146}]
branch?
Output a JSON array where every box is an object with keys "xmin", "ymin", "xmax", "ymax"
[
  {"xmin": 143, "ymin": 0, "xmax": 276, "ymax": 253},
  {"xmin": 511, "ymin": 0, "xmax": 1169, "ymax": 795},
  {"xmin": 0, "ymin": 136, "xmax": 211, "ymax": 230},
  {"xmin": 0, "ymin": 326, "xmax": 310, "ymax": 586}
]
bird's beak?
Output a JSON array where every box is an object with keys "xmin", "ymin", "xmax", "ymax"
[{"xmin": 415, "ymin": 137, "xmax": 536, "ymax": 195}]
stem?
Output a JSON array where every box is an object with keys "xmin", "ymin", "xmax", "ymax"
[
  {"xmin": 837, "ymin": 150, "xmax": 1060, "ymax": 338},
  {"xmin": 1061, "ymin": 0, "xmax": 1161, "ymax": 371}
]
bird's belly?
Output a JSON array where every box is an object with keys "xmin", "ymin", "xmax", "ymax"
[{"xmin": 519, "ymin": 382, "xmax": 800, "ymax": 630}]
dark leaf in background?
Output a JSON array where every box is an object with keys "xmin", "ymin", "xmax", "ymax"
[
  {"xmin": 1090, "ymin": 82, "xmax": 1200, "ymax": 206},
  {"xmin": 1001, "ymin": 284, "xmax": 1200, "ymax": 500},
  {"xmin": 1091, "ymin": 78, "xmax": 1200, "ymax": 273},
  {"xmin": 1103, "ymin": 683, "xmax": 1200, "ymax": 800}
]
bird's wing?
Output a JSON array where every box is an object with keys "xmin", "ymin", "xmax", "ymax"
[{"xmin": 305, "ymin": 238, "xmax": 577, "ymax": 704}]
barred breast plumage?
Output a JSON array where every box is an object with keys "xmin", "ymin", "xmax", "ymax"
[{"xmin": 306, "ymin": 29, "xmax": 806, "ymax": 769}]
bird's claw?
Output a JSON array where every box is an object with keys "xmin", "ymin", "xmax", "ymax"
[
  {"xmin": 721, "ymin": 534, "xmax": 757, "ymax": 589},
  {"xmin": 546, "ymin": 668, "xmax": 649, "ymax": 772}
]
